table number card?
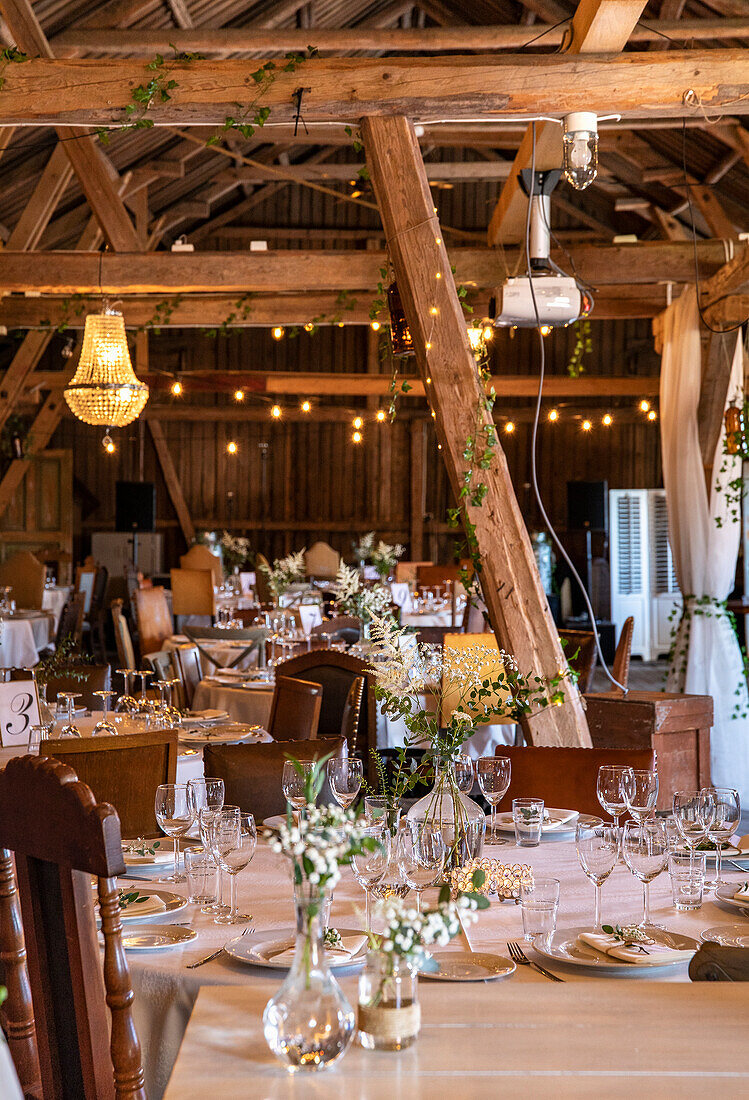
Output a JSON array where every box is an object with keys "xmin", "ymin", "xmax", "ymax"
[{"xmin": 0, "ymin": 680, "xmax": 41, "ymax": 747}]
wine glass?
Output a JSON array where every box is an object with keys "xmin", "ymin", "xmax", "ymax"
[
  {"xmin": 351, "ymin": 822, "xmax": 390, "ymax": 931},
  {"xmin": 576, "ymin": 817, "xmax": 618, "ymax": 928},
  {"xmin": 454, "ymin": 754, "xmax": 474, "ymax": 794},
  {"xmin": 155, "ymin": 783, "xmax": 196, "ymax": 883},
  {"xmin": 208, "ymin": 808, "xmax": 257, "ymax": 924},
  {"xmin": 701, "ymin": 786, "xmax": 740, "ymax": 889},
  {"xmin": 59, "ymin": 692, "xmax": 82, "ymax": 738},
  {"xmin": 621, "ymin": 819, "xmax": 668, "ymax": 928},
  {"xmin": 92, "ymin": 690, "xmax": 117, "ymax": 736},
  {"xmin": 134, "ymin": 670, "xmax": 154, "ymax": 721},
  {"xmin": 199, "ymin": 802, "xmax": 235, "ymax": 915},
  {"xmin": 114, "ymin": 669, "xmax": 138, "ymax": 714},
  {"xmin": 398, "ymin": 822, "xmax": 445, "ymax": 912},
  {"xmin": 672, "ymin": 789, "xmax": 714, "ymax": 853},
  {"xmin": 282, "ymin": 760, "xmax": 314, "ymax": 817},
  {"xmin": 327, "ymin": 757, "xmax": 363, "ymax": 810},
  {"xmin": 623, "ymin": 769, "xmax": 659, "ymax": 823},
  {"xmin": 596, "ymin": 765, "xmax": 633, "ymax": 841},
  {"xmin": 477, "ymin": 756, "xmax": 511, "ymax": 844}
]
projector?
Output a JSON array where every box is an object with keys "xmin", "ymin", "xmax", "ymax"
[{"xmin": 493, "ymin": 274, "xmax": 591, "ymax": 328}]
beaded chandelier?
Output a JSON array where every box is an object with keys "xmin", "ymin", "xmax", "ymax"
[{"xmin": 64, "ymin": 307, "xmax": 149, "ymax": 430}]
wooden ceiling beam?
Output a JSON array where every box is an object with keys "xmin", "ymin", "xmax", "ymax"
[
  {"xmin": 487, "ymin": 0, "xmax": 648, "ymax": 246},
  {"xmin": 211, "ymin": 161, "xmax": 513, "ymax": 183},
  {"xmin": 0, "ymin": 51, "xmax": 747, "ymax": 126},
  {"xmin": 6, "ymin": 141, "xmax": 72, "ymax": 250}
]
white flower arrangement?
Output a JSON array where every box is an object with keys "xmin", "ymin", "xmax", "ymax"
[
  {"xmin": 269, "ymin": 801, "xmax": 374, "ymax": 893},
  {"xmin": 352, "ymin": 531, "xmax": 376, "ymax": 562},
  {"xmin": 260, "ymin": 548, "xmax": 306, "ymax": 600},
  {"xmin": 371, "ymin": 539, "xmax": 405, "ymax": 579},
  {"xmin": 371, "ymin": 885, "xmax": 487, "ymax": 971},
  {"xmin": 219, "ymin": 530, "xmax": 252, "ymax": 573},
  {"xmin": 331, "ymin": 563, "xmax": 393, "ymax": 624}
]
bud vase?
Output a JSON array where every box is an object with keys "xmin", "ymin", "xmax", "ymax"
[
  {"xmin": 263, "ymin": 880, "xmax": 355, "ymax": 1073},
  {"xmin": 406, "ymin": 754, "xmax": 485, "ymax": 872},
  {"xmin": 358, "ymin": 950, "xmax": 420, "ymax": 1051}
]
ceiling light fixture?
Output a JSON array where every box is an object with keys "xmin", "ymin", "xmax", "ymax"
[{"xmin": 562, "ymin": 112, "xmax": 598, "ymax": 190}]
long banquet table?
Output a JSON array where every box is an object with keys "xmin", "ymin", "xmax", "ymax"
[{"xmin": 127, "ymin": 830, "xmax": 749, "ymax": 1098}]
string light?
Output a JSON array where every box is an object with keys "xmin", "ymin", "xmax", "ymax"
[
  {"xmin": 370, "ymin": 320, "xmax": 381, "ymax": 332},
  {"xmin": 226, "ymin": 440, "xmax": 238, "ymax": 455},
  {"xmin": 376, "ymin": 409, "xmax": 386, "ymax": 422},
  {"xmin": 271, "ymin": 404, "xmax": 282, "ymax": 419},
  {"xmin": 602, "ymin": 413, "xmax": 613, "ymax": 426},
  {"xmin": 234, "ymin": 389, "xmax": 245, "ymax": 403},
  {"xmin": 304, "ymin": 322, "xmax": 315, "ymax": 333},
  {"xmin": 435, "ymin": 237, "xmax": 442, "ymax": 245},
  {"xmin": 639, "ymin": 399, "xmax": 650, "ymax": 413},
  {"xmin": 171, "ymin": 380, "xmax": 183, "ymax": 397},
  {"xmin": 482, "ymin": 325, "xmax": 494, "ymax": 342},
  {"xmin": 425, "ymin": 341, "xmax": 432, "ymax": 350},
  {"xmin": 430, "ymin": 306, "xmax": 439, "ymax": 316},
  {"xmin": 540, "ymin": 324, "xmax": 552, "ymax": 336},
  {"xmin": 648, "ymin": 409, "xmax": 657, "ymax": 421},
  {"xmin": 352, "ymin": 430, "xmax": 362, "ymax": 443},
  {"xmin": 300, "ymin": 399, "xmax": 311, "ymax": 413},
  {"xmin": 272, "ymin": 326, "xmax": 285, "ymax": 340},
  {"xmin": 337, "ymin": 321, "xmax": 345, "ymax": 328},
  {"xmin": 352, "ymin": 416, "xmax": 363, "ymax": 430},
  {"xmin": 504, "ymin": 421, "xmax": 515, "ymax": 434},
  {"xmin": 582, "ymin": 419, "xmax": 592, "ymax": 432},
  {"xmin": 435, "ymin": 272, "xmax": 442, "ymax": 279},
  {"xmin": 102, "ymin": 433, "xmax": 116, "ymax": 454},
  {"xmin": 548, "ymin": 408, "xmax": 559, "ymax": 422}
]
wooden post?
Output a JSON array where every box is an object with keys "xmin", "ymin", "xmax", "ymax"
[
  {"xmin": 698, "ymin": 329, "xmax": 740, "ymax": 489},
  {"xmin": 362, "ymin": 115, "xmax": 590, "ymax": 747},
  {"xmin": 409, "ymin": 419, "xmax": 426, "ymax": 561}
]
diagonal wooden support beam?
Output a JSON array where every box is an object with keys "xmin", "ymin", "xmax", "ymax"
[
  {"xmin": 6, "ymin": 142, "xmax": 72, "ymax": 250},
  {"xmin": 698, "ymin": 330, "xmax": 740, "ymax": 488},
  {"xmin": 487, "ymin": 0, "xmax": 648, "ymax": 246},
  {"xmin": 0, "ymin": 391, "xmax": 64, "ymax": 519},
  {"xmin": 148, "ymin": 419, "xmax": 195, "ymax": 544},
  {"xmin": 362, "ymin": 114, "xmax": 590, "ymax": 747},
  {"xmin": 0, "ymin": 0, "xmax": 140, "ymax": 251}
]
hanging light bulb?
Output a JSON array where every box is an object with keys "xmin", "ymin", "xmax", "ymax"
[
  {"xmin": 639, "ymin": 399, "xmax": 651, "ymax": 413},
  {"xmin": 376, "ymin": 409, "xmax": 386, "ymax": 422},
  {"xmin": 64, "ymin": 306, "xmax": 149, "ymax": 435},
  {"xmin": 539, "ymin": 325, "xmax": 552, "ymax": 337},
  {"xmin": 272, "ymin": 326, "xmax": 285, "ymax": 340},
  {"xmin": 562, "ymin": 112, "xmax": 598, "ymax": 190},
  {"xmin": 352, "ymin": 430, "xmax": 362, "ymax": 444},
  {"xmin": 548, "ymin": 408, "xmax": 559, "ymax": 422},
  {"xmin": 234, "ymin": 389, "xmax": 245, "ymax": 403},
  {"xmin": 102, "ymin": 433, "xmax": 116, "ymax": 454},
  {"xmin": 352, "ymin": 416, "xmax": 364, "ymax": 430},
  {"xmin": 504, "ymin": 420, "xmax": 515, "ymax": 434},
  {"xmin": 227, "ymin": 440, "xmax": 238, "ymax": 454},
  {"xmin": 271, "ymin": 404, "xmax": 282, "ymax": 419},
  {"xmin": 582, "ymin": 419, "xmax": 592, "ymax": 432},
  {"xmin": 602, "ymin": 413, "xmax": 613, "ymax": 426},
  {"xmin": 647, "ymin": 409, "xmax": 657, "ymax": 422},
  {"xmin": 387, "ymin": 281, "xmax": 414, "ymax": 358},
  {"xmin": 304, "ymin": 322, "xmax": 315, "ymax": 333},
  {"xmin": 370, "ymin": 320, "xmax": 381, "ymax": 332},
  {"xmin": 171, "ymin": 379, "xmax": 183, "ymax": 397},
  {"xmin": 300, "ymin": 399, "xmax": 311, "ymax": 414}
]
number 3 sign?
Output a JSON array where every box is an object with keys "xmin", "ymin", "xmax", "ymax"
[{"xmin": 0, "ymin": 681, "xmax": 41, "ymax": 747}]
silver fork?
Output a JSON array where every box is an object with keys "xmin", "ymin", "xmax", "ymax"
[
  {"xmin": 186, "ymin": 923, "xmax": 254, "ymax": 969},
  {"xmin": 507, "ymin": 940, "xmax": 564, "ymax": 982}
]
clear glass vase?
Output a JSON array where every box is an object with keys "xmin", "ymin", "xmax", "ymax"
[
  {"xmin": 406, "ymin": 754, "xmax": 485, "ymax": 872},
  {"xmin": 358, "ymin": 950, "xmax": 420, "ymax": 1051},
  {"xmin": 263, "ymin": 878, "xmax": 356, "ymax": 1074}
]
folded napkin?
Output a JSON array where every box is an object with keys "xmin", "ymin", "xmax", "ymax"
[
  {"xmin": 268, "ymin": 934, "xmax": 367, "ymax": 966},
  {"xmin": 121, "ymin": 893, "xmax": 167, "ymax": 918},
  {"xmin": 578, "ymin": 930, "xmax": 694, "ymax": 966},
  {"xmin": 542, "ymin": 809, "xmax": 579, "ymax": 832},
  {"xmin": 733, "ymin": 883, "xmax": 749, "ymax": 901}
]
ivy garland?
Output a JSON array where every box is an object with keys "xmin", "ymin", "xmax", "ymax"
[
  {"xmin": 566, "ymin": 317, "xmax": 593, "ymax": 378},
  {"xmin": 714, "ymin": 397, "xmax": 747, "ymax": 530},
  {"xmin": 664, "ymin": 595, "xmax": 748, "ymax": 719}
]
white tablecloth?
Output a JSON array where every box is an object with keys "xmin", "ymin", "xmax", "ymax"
[
  {"xmin": 42, "ymin": 586, "xmax": 71, "ymax": 633},
  {"xmin": 123, "ymin": 831, "xmax": 747, "ymax": 1098},
  {"xmin": 192, "ymin": 680, "xmax": 274, "ymax": 728},
  {"xmin": 0, "ymin": 618, "xmax": 45, "ymax": 668}
]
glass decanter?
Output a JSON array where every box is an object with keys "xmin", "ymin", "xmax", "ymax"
[{"xmin": 406, "ymin": 754, "xmax": 485, "ymax": 872}]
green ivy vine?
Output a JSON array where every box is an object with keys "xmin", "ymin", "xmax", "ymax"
[{"xmin": 566, "ymin": 317, "xmax": 593, "ymax": 377}]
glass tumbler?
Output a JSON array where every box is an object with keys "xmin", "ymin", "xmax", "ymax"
[
  {"xmin": 513, "ymin": 798, "xmax": 544, "ymax": 847},
  {"xmin": 520, "ymin": 876, "xmax": 560, "ymax": 946},
  {"xmin": 668, "ymin": 851, "xmax": 706, "ymax": 911}
]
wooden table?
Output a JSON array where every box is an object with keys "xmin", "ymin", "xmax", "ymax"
[{"xmin": 164, "ymin": 981, "xmax": 749, "ymax": 1097}]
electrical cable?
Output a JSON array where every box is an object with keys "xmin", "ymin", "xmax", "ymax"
[{"xmin": 525, "ymin": 121, "xmax": 626, "ymax": 693}]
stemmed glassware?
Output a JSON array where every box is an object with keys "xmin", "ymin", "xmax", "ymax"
[
  {"xmin": 199, "ymin": 802, "xmax": 236, "ymax": 917},
  {"xmin": 208, "ymin": 808, "xmax": 257, "ymax": 924},
  {"xmin": 672, "ymin": 789, "xmax": 715, "ymax": 854},
  {"xmin": 134, "ymin": 670, "xmax": 154, "ymax": 721},
  {"xmin": 576, "ymin": 817, "xmax": 618, "ymax": 928},
  {"xmin": 351, "ymin": 821, "xmax": 390, "ymax": 931},
  {"xmin": 453, "ymin": 754, "xmax": 474, "ymax": 795},
  {"xmin": 596, "ymin": 765, "xmax": 634, "ymax": 843},
  {"xmin": 59, "ymin": 692, "xmax": 82, "ymax": 738},
  {"xmin": 92, "ymin": 690, "xmax": 117, "ymax": 736},
  {"xmin": 621, "ymin": 819, "xmax": 668, "ymax": 928},
  {"xmin": 477, "ymin": 756, "xmax": 511, "ymax": 844},
  {"xmin": 114, "ymin": 669, "xmax": 138, "ymax": 714},
  {"xmin": 327, "ymin": 758, "xmax": 363, "ymax": 810},
  {"xmin": 155, "ymin": 783, "xmax": 196, "ymax": 883},
  {"xmin": 282, "ymin": 760, "xmax": 314, "ymax": 817},
  {"xmin": 623, "ymin": 769, "xmax": 659, "ymax": 823},
  {"xmin": 700, "ymin": 786, "xmax": 740, "ymax": 889},
  {"xmin": 397, "ymin": 822, "xmax": 445, "ymax": 912}
]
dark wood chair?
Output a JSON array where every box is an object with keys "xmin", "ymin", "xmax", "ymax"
[
  {"xmin": 133, "ymin": 585, "xmax": 173, "ymax": 658},
  {"xmin": 111, "ymin": 598, "xmax": 136, "ymax": 669},
  {"xmin": 171, "ymin": 642, "xmax": 203, "ymax": 708},
  {"xmin": 185, "ymin": 624, "xmax": 269, "ymax": 670},
  {"xmin": 204, "ymin": 736, "xmax": 347, "ymax": 822},
  {"xmin": 494, "ymin": 745, "xmax": 656, "ymax": 817},
  {"xmin": 689, "ymin": 944, "xmax": 749, "ymax": 981},
  {"xmin": 611, "ymin": 616, "xmax": 635, "ymax": 691},
  {"xmin": 310, "ymin": 616, "xmax": 361, "ymax": 646},
  {"xmin": 559, "ymin": 629, "xmax": 598, "ymax": 692},
  {"xmin": 40, "ymin": 730, "xmax": 178, "ymax": 838},
  {"xmin": 0, "ymin": 755, "xmax": 145, "ymax": 1099},
  {"xmin": 341, "ymin": 675, "xmax": 365, "ymax": 753},
  {"xmin": 56, "ymin": 591, "xmax": 86, "ymax": 648},
  {"xmin": 267, "ymin": 675, "xmax": 323, "ymax": 741},
  {"xmin": 276, "ymin": 650, "xmax": 378, "ymax": 781}
]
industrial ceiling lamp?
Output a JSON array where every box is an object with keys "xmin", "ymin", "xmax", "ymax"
[
  {"xmin": 64, "ymin": 305, "xmax": 149, "ymax": 445},
  {"xmin": 386, "ymin": 280, "xmax": 415, "ymax": 358},
  {"xmin": 562, "ymin": 112, "xmax": 598, "ymax": 190}
]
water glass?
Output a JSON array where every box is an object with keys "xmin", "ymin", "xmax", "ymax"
[
  {"xmin": 184, "ymin": 846, "xmax": 217, "ymax": 905},
  {"xmin": 597, "ymin": 764, "xmax": 633, "ymax": 838},
  {"xmin": 623, "ymin": 769, "xmax": 658, "ymax": 823},
  {"xmin": 453, "ymin": 754, "xmax": 474, "ymax": 794},
  {"xmin": 282, "ymin": 760, "xmax": 314, "ymax": 813},
  {"xmin": 513, "ymin": 798, "xmax": 544, "ymax": 847},
  {"xmin": 520, "ymin": 876, "xmax": 560, "ymax": 946},
  {"xmin": 576, "ymin": 817, "xmax": 618, "ymax": 927},
  {"xmin": 673, "ymin": 789, "xmax": 714, "ymax": 851},
  {"xmin": 155, "ymin": 783, "xmax": 196, "ymax": 883},
  {"xmin": 478, "ymin": 756, "xmax": 511, "ymax": 844},
  {"xmin": 397, "ymin": 822, "xmax": 445, "ymax": 911},
  {"xmin": 327, "ymin": 757, "xmax": 363, "ymax": 810},
  {"xmin": 668, "ymin": 851, "xmax": 706, "ymax": 910},
  {"xmin": 208, "ymin": 809, "xmax": 257, "ymax": 924},
  {"xmin": 701, "ymin": 786, "xmax": 740, "ymax": 889},
  {"xmin": 621, "ymin": 820, "xmax": 668, "ymax": 928}
]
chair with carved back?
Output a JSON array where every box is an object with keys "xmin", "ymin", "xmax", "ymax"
[
  {"xmin": 133, "ymin": 585, "xmax": 174, "ymax": 657},
  {"xmin": 340, "ymin": 674, "xmax": 365, "ymax": 753},
  {"xmin": 310, "ymin": 615, "xmax": 361, "ymax": 646},
  {"xmin": 179, "ymin": 545, "xmax": 222, "ymax": 586},
  {"xmin": 267, "ymin": 675, "xmax": 323, "ymax": 741},
  {"xmin": 611, "ymin": 616, "xmax": 635, "ymax": 692},
  {"xmin": 559, "ymin": 629, "xmax": 598, "ymax": 693},
  {"xmin": 304, "ymin": 541, "xmax": 340, "ymax": 581},
  {"xmin": 172, "ymin": 643, "xmax": 203, "ymax": 708},
  {"xmin": 185, "ymin": 624, "xmax": 269, "ymax": 670},
  {"xmin": 75, "ymin": 566, "xmax": 97, "ymax": 617},
  {"xmin": 0, "ymin": 550, "xmax": 46, "ymax": 610},
  {"xmin": 170, "ymin": 568, "xmax": 216, "ymax": 621},
  {"xmin": 253, "ymin": 553, "xmax": 272, "ymax": 605},
  {"xmin": 395, "ymin": 560, "xmax": 433, "ymax": 584},
  {"xmin": 40, "ymin": 731, "xmax": 178, "ymax": 838},
  {"xmin": 0, "ymin": 755, "xmax": 145, "ymax": 1098},
  {"xmin": 111, "ymin": 598, "xmax": 136, "ymax": 670}
]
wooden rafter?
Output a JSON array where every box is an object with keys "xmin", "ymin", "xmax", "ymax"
[
  {"xmin": 148, "ymin": 419, "xmax": 195, "ymax": 543},
  {"xmin": 0, "ymin": 391, "xmax": 63, "ymax": 519},
  {"xmin": 488, "ymin": 0, "xmax": 648, "ymax": 246},
  {"xmin": 6, "ymin": 142, "xmax": 72, "ymax": 251},
  {"xmin": 363, "ymin": 113, "xmax": 590, "ymax": 747}
]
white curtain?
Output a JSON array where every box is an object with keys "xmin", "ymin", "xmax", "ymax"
[{"xmin": 660, "ymin": 286, "xmax": 749, "ymax": 799}]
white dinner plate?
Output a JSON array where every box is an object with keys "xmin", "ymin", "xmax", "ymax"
[
  {"xmin": 534, "ymin": 926, "xmax": 699, "ymax": 972},
  {"xmin": 700, "ymin": 924, "xmax": 749, "ymax": 948},
  {"xmin": 262, "ymin": 813, "xmax": 298, "ymax": 832},
  {"xmin": 679, "ymin": 846, "xmax": 749, "ymax": 864},
  {"xmin": 419, "ymin": 951, "xmax": 515, "ymax": 982},
  {"xmin": 225, "ymin": 926, "xmax": 367, "ymax": 971},
  {"xmin": 179, "ymin": 723, "xmax": 261, "ymax": 745},
  {"xmin": 120, "ymin": 924, "xmax": 197, "ymax": 951},
  {"xmin": 109, "ymin": 888, "xmax": 187, "ymax": 923},
  {"xmin": 121, "ymin": 839, "xmax": 177, "ymax": 867},
  {"xmin": 185, "ymin": 709, "xmax": 229, "ymax": 724},
  {"xmin": 714, "ymin": 884, "xmax": 749, "ymax": 913},
  {"xmin": 492, "ymin": 809, "xmax": 584, "ymax": 834}
]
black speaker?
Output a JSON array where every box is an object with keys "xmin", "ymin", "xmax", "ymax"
[
  {"xmin": 115, "ymin": 481, "xmax": 156, "ymax": 533},
  {"xmin": 567, "ymin": 480, "xmax": 608, "ymax": 532}
]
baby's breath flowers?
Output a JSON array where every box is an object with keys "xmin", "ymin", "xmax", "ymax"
[
  {"xmin": 331, "ymin": 563, "xmax": 394, "ymax": 624},
  {"xmin": 371, "ymin": 539, "xmax": 405, "ymax": 579},
  {"xmin": 259, "ymin": 549, "xmax": 306, "ymax": 601}
]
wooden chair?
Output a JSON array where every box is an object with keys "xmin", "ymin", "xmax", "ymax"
[
  {"xmin": 0, "ymin": 755, "xmax": 145, "ymax": 1098},
  {"xmin": 133, "ymin": 585, "xmax": 173, "ymax": 657},
  {"xmin": 111, "ymin": 598, "xmax": 136, "ymax": 669},
  {"xmin": 88, "ymin": 565, "xmax": 110, "ymax": 663},
  {"xmin": 204, "ymin": 737, "xmax": 347, "ymax": 822},
  {"xmin": 170, "ymin": 568, "xmax": 216, "ymax": 620},
  {"xmin": 171, "ymin": 643, "xmax": 203, "ymax": 708},
  {"xmin": 304, "ymin": 541, "xmax": 340, "ymax": 581},
  {"xmin": 611, "ymin": 616, "xmax": 635, "ymax": 691},
  {"xmin": 179, "ymin": 545, "xmax": 222, "ymax": 586},
  {"xmin": 75, "ymin": 566, "xmax": 97, "ymax": 617},
  {"xmin": 185, "ymin": 624, "xmax": 269, "ymax": 670},
  {"xmin": 145, "ymin": 648, "xmax": 177, "ymax": 685},
  {"xmin": 0, "ymin": 550, "xmax": 46, "ymax": 610},
  {"xmin": 267, "ymin": 675, "xmax": 323, "ymax": 741},
  {"xmin": 40, "ymin": 730, "xmax": 178, "ymax": 838},
  {"xmin": 559, "ymin": 628, "xmax": 598, "ymax": 693},
  {"xmin": 253, "ymin": 553, "xmax": 272, "ymax": 605},
  {"xmin": 416, "ymin": 563, "xmax": 461, "ymax": 588},
  {"xmin": 441, "ymin": 632, "xmax": 515, "ymax": 730},
  {"xmin": 689, "ymin": 944, "xmax": 749, "ymax": 981},
  {"xmin": 395, "ymin": 560, "xmax": 433, "ymax": 584},
  {"xmin": 341, "ymin": 674, "xmax": 365, "ymax": 753},
  {"xmin": 462, "ymin": 595, "xmax": 490, "ymax": 633},
  {"xmin": 310, "ymin": 615, "xmax": 361, "ymax": 645},
  {"xmin": 56, "ymin": 591, "xmax": 86, "ymax": 648},
  {"xmin": 494, "ymin": 745, "xmax": 657, "ymax": 817}
]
